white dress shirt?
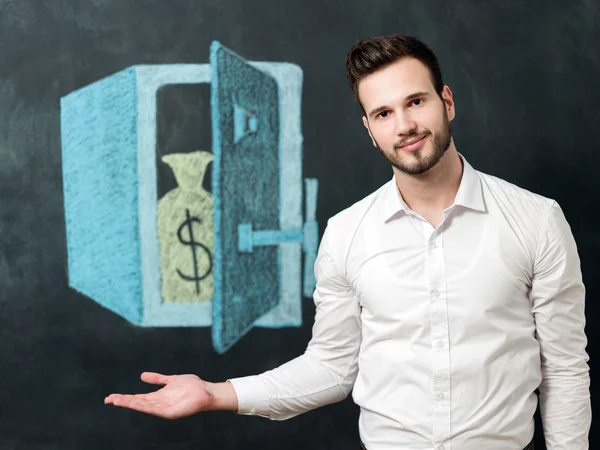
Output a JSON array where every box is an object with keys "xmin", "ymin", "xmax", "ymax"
[{"xmin": 228, "ymin": 153, "xmax": 591, "ymax": 450}]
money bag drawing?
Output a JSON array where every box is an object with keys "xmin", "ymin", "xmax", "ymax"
[
  {"xmin": 158, "ymin": 151, "xmax": 215, "ymax": 304},
  {"xmin": 60, "ymin": 41, "xmax": 319, "ymax": 353}
]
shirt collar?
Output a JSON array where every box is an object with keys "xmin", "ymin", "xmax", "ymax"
[{"xmin": 382, "ymin": 152, "xmax": 485, "ymax": 222}]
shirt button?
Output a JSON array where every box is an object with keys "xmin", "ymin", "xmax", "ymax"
[
  {"xmin": 429, "ymin": 241, "xmax": 437, "ymax": 249},
  {"xmin": 436, "ymin": 341, "xmax": 445, "ymax": 350},
  {"xmin": 431, "ymin": 289, "xmax": 439, "ymax": 298},
  {"xmin": 437, "ymin": 393, "xmax": 445, "ymax": 401}
]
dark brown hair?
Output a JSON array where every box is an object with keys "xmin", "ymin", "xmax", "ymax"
[{"xmin": 345, "ymin": 35, "xmax": 444, "ymax": 106}]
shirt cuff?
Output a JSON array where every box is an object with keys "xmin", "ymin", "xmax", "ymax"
[{"xmin": 227, "ymin": 375, "xmax": 271, "ymax": 417}]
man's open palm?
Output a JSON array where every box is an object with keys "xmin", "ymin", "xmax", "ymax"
[{"xmin": 104, "ymin": 372, "xmax": 214, "ymax": 419}]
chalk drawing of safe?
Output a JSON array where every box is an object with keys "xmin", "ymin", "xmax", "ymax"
[{"xmin": 60, "ymin": 41, "xmax": 319, "ymax": 354}]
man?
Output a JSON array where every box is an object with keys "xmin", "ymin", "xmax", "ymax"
[{"xmin": 104, "ymin": 35, "xmax": 591, "ymax": 450}]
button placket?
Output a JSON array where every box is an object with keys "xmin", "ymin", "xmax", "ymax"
[{"xmin": 426, "ymin": 225, "xmax": 451, "ymax": 447}]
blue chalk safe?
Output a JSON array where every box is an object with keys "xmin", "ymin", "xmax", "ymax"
[{"xmin": 60, "ymin": 41, "xmax": 318, "ymax": 353}]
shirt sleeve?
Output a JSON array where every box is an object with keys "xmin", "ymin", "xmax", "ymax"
[
  {"xmin": 530, "ymin": 200, "xmax": 591, "ymax": 449},
  {"xmin": 227, "ymin": 223, "xmax": 362, "ymax": 420}
]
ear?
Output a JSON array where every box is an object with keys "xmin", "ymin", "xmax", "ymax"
[
  {"xmin": 441, "ymin": 85, "xmax": 456, "ymax": 121},
  {"xmin": 362, "ymin": 116, "xmax": 377, "ymax": 147}
]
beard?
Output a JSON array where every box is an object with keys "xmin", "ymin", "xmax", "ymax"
[{"xmin": 374, "ymin": 109, "xmax": 452, "ymax": 176}]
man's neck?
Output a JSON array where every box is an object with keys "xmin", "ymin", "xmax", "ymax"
[{"xmin": 393, "ymin": 146, "xmax": 464, "ymax": 223}]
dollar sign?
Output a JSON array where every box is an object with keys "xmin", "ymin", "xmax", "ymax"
[{"xmin": 176, "ymin": 209, "xmax": 213, "ymax": 295}]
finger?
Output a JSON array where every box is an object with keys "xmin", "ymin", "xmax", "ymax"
[
  {"xmin": 104, "ymin": 394, "xmax": 146, "ymax": 409},
  {"xmin": 140, "ymin": 372, "xmax": 172, "ymax": 385},
  {"xmin": 104, "ymin": 394, "xmax": 133, "ymax": 406},
  {"xmin": 105, "ymin": 394, "xmax": 167, "ymax": 417}
]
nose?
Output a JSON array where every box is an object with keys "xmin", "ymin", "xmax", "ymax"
[{"xmin": 393, "ymin": 111, "xmax": 417, "ymax": 136}]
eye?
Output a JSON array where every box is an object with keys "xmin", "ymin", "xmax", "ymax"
[
  {"xmin": 410, "ymin": 98, "xmax": 424, "ymax": 107},
  {"xmin": 377, "ymin": 110, "xmax": 390, "ymax": 118}
]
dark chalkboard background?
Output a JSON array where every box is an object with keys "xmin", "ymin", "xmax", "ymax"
[{"xmin": 1, "ymin": 1, "xmax": 598, "ymax": 448}]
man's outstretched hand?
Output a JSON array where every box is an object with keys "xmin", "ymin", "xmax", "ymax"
[{"xmin": 104, "ymin": 372, "xmax": 238, "ymax": 419}]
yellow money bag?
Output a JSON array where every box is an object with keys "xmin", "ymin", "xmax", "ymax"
[{"xmin": 157, "ymin": 151, "xmax": 214, "ymax": 303}]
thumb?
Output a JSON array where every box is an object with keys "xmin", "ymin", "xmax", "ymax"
[{"xmin": 140, "ymin": 372, "xmax": 173, "ymax": 385}]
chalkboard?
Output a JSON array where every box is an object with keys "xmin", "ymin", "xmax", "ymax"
[{"xmin": 1, "ymin": 1, "xmax": 598, "ymax": 449}]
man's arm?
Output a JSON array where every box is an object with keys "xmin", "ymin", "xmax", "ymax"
[
  {"xmin": 105, "ymin": 222, "xmax": 362, "ymax": 420},
  {"xmin": 228, "ymin": 223, "xmax": 362, "ymax": 419},
  {"xmin": 104, "ymin": 223, "xmax": 361, "ymax": 420},
  {"xmin": 530, "ymin": 201, "xmax": 591, "ymax": 449}
]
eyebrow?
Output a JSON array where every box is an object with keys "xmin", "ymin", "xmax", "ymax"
[{"xmin": 367, "ymin": 91, "xmax": 430, "ymax": 119}]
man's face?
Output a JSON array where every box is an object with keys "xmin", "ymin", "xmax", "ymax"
[{"xmin": 359, "ymin": 58, "xmax": 455, "ymax": 176}]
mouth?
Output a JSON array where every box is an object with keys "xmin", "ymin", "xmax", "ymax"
[{"xmin": 396, "ymin": 135, "xmax": 427, "ymax": 152}]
